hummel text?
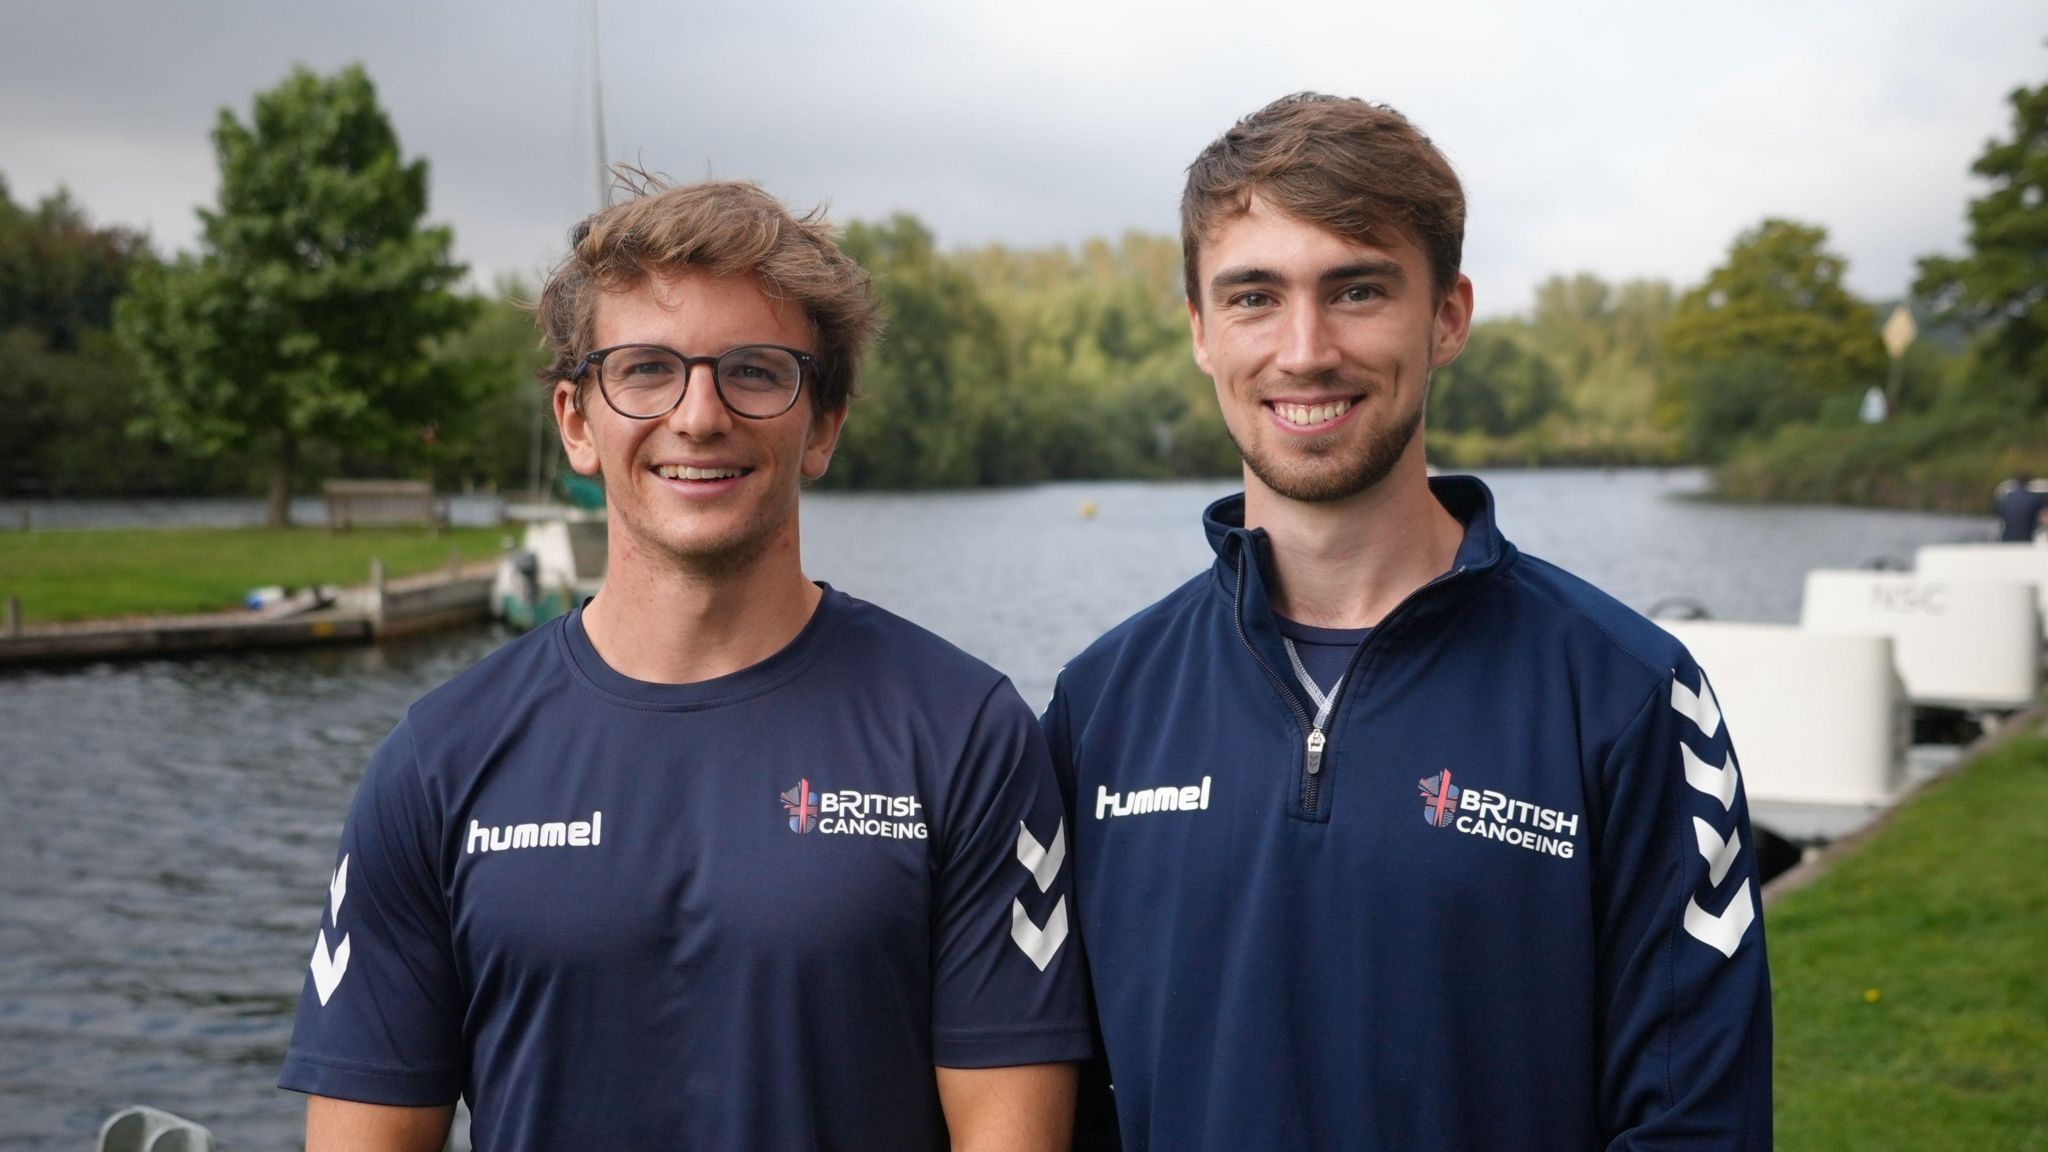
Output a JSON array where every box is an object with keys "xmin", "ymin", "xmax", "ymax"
[
  {"xmin": 466, "ymin": 810, "xmax": 603, "ymax": 854},
  {"xmin": 1096, "ymin": 777, "xmax": 1211, "ymax": 820}
]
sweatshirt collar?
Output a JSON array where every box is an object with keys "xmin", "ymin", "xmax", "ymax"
[{"xmin": 1202, "ymin": 474, "xmax": 1515, "ymax": 621}]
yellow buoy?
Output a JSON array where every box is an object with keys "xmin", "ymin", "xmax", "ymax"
[{"xmin": 1080, "ymin": 500, "xmax": 1098, "ymax": 520}]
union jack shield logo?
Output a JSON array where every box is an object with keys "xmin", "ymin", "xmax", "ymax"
[
  {"xmin": 781, "ymin": 779, "xmax": 819, "ymax": 833},
  {"xmin": 1419, "ymin": 771, "xmax": 1461, "ymax": 828}
]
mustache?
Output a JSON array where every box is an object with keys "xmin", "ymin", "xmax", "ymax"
[{"xmin": 1254, "ymin": 373, "xmax": 1371, "ymax": 401}]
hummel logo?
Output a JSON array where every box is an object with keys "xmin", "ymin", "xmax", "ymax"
[
  {"xmin": 1010, "ymin": 820, "xmax": 1069, "ymax": 971},
  {"xmin": 1671, "ymin": 669, "xmax": 1723, "ymax": 739},
  {"xmin": 1684, "ymin": 880, "xmax": 1756, "ymax": 959},
  {"xmin": 309, "ymin": 855, "xmax": 351, "ymax": 1006},
  {"xmin": 1095, "ymin": 777, "xmax": 1212, "ymax": 820}
]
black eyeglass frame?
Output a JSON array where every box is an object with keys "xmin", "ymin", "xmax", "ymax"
[{"xmin": 571, "ymin": 342, "xmax": 817, "ymax": 421}]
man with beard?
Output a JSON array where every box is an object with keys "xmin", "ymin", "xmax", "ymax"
[{"xmin": 1045, "ymin": 94, "xmax": 1772, "ymax": 1150}]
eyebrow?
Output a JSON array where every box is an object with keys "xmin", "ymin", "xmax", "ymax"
[{"xmin": 1206, "ymin": 259, "xmax": 1407, "ymax": 302}]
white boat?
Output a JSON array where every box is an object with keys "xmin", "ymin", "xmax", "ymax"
[
  {"xmin": 1658, "ymin": 620, "xmax": 1906, "ymax": 808},
  {"xmin": 492, "ymin": 508, "xmax": 607, "ymax": 630},
  {"xmin": 1913, "ymin": 541, "xmax": 2048, "ymax": 645},
  {"xmin": 1799, "ymin": 569, "xmax": 2041, "ymax": 710}
]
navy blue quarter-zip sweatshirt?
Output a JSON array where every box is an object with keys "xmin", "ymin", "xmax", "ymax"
[{"xmin": 1045, "ymin": 476, "xmax": 1772, "ymax": 1151}]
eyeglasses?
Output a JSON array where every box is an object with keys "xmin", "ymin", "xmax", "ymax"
[{"xmin": 572, "ymin": 343, "xmax": 815, "ymax": 420}]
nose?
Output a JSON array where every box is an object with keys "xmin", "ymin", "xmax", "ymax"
[
  {"xmin": 666, "ymin": 361, "xmax": 732, "ymax": 438},
  {"xmin": 1273, "ymin": 302, "xmax": 1342, "ymax": 380}
]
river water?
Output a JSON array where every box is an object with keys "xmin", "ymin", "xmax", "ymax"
[{"xmin": 0, "ymin": 471, "xmax": 1990, "ymax": 1150}]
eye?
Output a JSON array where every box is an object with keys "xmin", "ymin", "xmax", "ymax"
[
  {"xmin": 1339, "ymin": 283, "xmax": 1383, "ymax": 304},
  {"xmin": 1231, "ymin": 291, "xmax": 1275, "ymax": 310}
]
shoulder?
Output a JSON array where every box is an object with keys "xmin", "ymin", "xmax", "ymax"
[
  {"xmin": 822, "ymin": 589, "xmax": 1016, "ymax": 711},
  {"xmin": 400, "ymin": 620, "xmax": 570, "ymax": 755},
  {"xmin": 1493, "ymin": 552, "xmax": 1698, "ymax": 713}
]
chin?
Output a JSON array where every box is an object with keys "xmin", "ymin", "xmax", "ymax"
[{"xmin": 1236, "ymin": 410, "xmax": 1423, "ymax": 504}]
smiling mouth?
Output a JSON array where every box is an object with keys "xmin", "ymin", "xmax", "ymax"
[
  {"xmin": 1268, "ymin": 397, "xmax": 1358, "ymax": 427},
  {"xmin": 653, "ymin": 464, "xmax": 751, "ymax": 482}
]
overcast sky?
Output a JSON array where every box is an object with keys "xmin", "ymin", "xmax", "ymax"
[{"xmin": 2, "ymin": 0, "xmax": 2040, "ymax": 318}]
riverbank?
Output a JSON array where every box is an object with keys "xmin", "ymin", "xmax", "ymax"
[
  {"xmin": 1768, "ymin": 718, "xmax": 2048, "ymax": 1148},
  {"xmin": 0, "ymin": 526, "xmax": 506, "ymax": 623},
  {"xmin": 1712, "ymin": 407, "xmax": 2048, "ymax": 516}
]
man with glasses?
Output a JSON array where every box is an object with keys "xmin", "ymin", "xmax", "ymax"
[
  {"xmin": 280, "ymin": 179, "xmax": 1088, "ymax": 1151},
  {"xmin": 1048, "ymin": 95, "xmax": 1772, "ymax": 1149}
]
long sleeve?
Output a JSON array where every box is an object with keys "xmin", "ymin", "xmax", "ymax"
[{"xmin": 1595, "ymin": 661, "xmax": 1773, "ymax": 1149}]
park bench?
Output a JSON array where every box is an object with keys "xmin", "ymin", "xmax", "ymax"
[{"xmin": 322, "ymin": 479, "xmax": 445, "ymax": 532}]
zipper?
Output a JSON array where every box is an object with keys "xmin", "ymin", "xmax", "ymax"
[{"xmin": 1231, "ymin": 538, "xmax": 1471, "ymax": 818}]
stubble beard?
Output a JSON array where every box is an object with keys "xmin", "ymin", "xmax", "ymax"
[
  {"xmin": 616, "ymin": 475, "xmax": 797, "ymax": 580},
  {"xmin": 1230, "ymin": 379, "xmax": 1428, "ymax": 503}
]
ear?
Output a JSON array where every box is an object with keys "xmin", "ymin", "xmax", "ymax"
[
  {"xmin": 800, "ymin": 402, "xmax": 851, "ymax": 481},
  {"xmin": 1429, "ymin": 274, "xmax": 1475, "ymax": 370},
  {"xmin": 553, "ymin": 380, "xmax": 602, "ymax": 476},
  {"xmin": 1188, "ymin": 295, "xmax": 1214, "ymax": 378}
]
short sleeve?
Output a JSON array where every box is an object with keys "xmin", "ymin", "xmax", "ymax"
[
  {"xmin": 278, "ymin": 716, "xmax": 467, "ymax": 1104},
  {"xmin": 929, "ymin": 680, "xmax": 1093, "ymax": 1068}
]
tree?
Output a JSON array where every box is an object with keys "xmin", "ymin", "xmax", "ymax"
[
  {"xmin": 116, "ymin": 65, "xmax": 474, "ymax": 525},
  {"xmin": 832, "ymin": 215, "xmax": 1013, "ymax": 488},
  {"xmin": 1663, "ymin": 219, "xmax": 1884, "ymax": 455},
  {"xmin": 1428, "ymin": 322, "xmax": 1561, "ymax": 438},
  {"xmin": 1915, "ymin": 69, "xmax": 2048, "ymax": 411}
]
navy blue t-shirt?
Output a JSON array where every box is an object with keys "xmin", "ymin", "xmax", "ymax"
[
  {"xmin": 280, "ymin": 588, "xmax": 1090, "ymax": 1150},
  {"xmin": 1274, "ymin": 615, "xmax": 1369, "ymax": 705}
]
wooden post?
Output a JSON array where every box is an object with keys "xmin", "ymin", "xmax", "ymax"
[
  {"xmin": 3, "ymin": 597, "xmax": 19, "ymax": 638},
  {"xmin": 449, "ymin": 547, "xmax": 462, "ymax": 579},
  {"xmin": 16, "ymin": 508, "xmax": 28, "ymax": 533},
  {"xmin": 369, "ymin": 558, "xmax": 387, "ymax": 633}
]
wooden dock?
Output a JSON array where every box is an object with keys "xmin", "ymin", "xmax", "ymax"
[{"xmin": 0, "ymin": 561, "xmax": 498, "ymax": 668}]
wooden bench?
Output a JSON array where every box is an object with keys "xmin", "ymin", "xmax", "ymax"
[{"xmin": 322, "ymin": 480, "xmax": 445, "ymax": 532}]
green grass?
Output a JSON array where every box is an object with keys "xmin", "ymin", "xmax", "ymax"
[
  {"xmin": 1769, "ymin": 729, "xmax": 2048, "ymax": 1150},
  {"xmin": 0, "ymin": 526, "xmax": 509, "ymax": 623}
]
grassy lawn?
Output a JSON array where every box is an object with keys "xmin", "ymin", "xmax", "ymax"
[
  {"xmin": 0, "ymin": 526, "xmax": 508, "ymax": 623},
  {"xmin": 1770, "ymin": 726, "xmax": 2048, "ymax": 1150}
]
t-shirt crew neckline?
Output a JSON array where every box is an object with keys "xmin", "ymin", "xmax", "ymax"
[
  {"xmin": 557, "ymin": 583, "xmax": 845, "ymax": 711},
  {"xmin": 1274, "ymin": 616, "xmax": 1373, "ymax": 646}
]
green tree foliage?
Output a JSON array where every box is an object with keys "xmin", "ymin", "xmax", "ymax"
[
  {"xmin": 115, "ymin": 64, "xmax": 475, "ymax": 525},
  {"xmin": 423, "ymin": 280, "xmax": 553, "ymax": 495},
  {"xmin": 1664, "ymin": 219, "xmax": 1884, "ymax": 458},
  {"xmin": 828, "ymin": 224, "xmax": 1235, "ymax": 488},
  {"xmin": 831, "ymin": 215, "xmax": 1012, "ymax": 488},
  {"xmin": 1915, "ymin": 71, "xmax": 2048, "ymax": 412},
  {"xmin": 1429, "ymin": 322, "xmax": 1562, "ymax": 438},
  {"xmin": 0, "ymin": 175, "xmax": 203, "ymax": 496}
]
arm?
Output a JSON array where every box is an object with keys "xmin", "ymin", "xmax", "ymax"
[
  {"xmin": 306, "ymin": 1097, "xmax": 454, "ymax": 1152},
  {"xmin": 1597, "ymin": 663, "xmax": 1773, "ymax": 1149},
  {"xmin": 279, "ymin": 719, "xmax": 469, "ymax": 1118},
  {"xmin": 938, "ymin": 1063, "xmax": 1077, "ymax": 1152}
]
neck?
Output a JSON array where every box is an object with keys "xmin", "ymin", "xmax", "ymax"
[
  {"xmin": 580, "ymin": 523, "xmax": 820, "ymax": 684},
  {"xmin": 1242, "ymin": 441, "xmax": 1463, "ymax": 629}
]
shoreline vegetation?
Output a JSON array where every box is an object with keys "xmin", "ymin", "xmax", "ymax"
[
  {"xmin": 1769, "ymin": 722, "xmax": 2048, "ymax": 1148},
  {"xmin": 4, "ymin": 66, "xmax": 2042, "ymax": 520},
  {"xmin": 0, "ymin": 527, "xmax": 504, "ymax": 623}
]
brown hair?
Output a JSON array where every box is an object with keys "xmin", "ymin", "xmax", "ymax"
[
  {"xmin": 536, "ymin": 176, "xmax": 882, "ymax": 413},
  {"xmin": 1181, "ymin": 93, "xmax": 1465, "ymax": 304}
]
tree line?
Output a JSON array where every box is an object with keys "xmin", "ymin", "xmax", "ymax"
[{"xmin": 4, "ymin": 62, "xmax": 2042, "ymax": 520}]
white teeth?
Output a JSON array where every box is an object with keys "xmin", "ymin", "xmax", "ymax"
[
  {"xmin": 1274, "ymin": 399, "xmax": 1353, "ymax": 427},
  {"xmin": 656, "ymin": 465, "xmax": 744, "ymax": 480}
]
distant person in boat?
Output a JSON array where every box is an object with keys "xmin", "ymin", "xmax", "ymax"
[
  {"xmin": 280, "ymin": 178, "xmax": 1088, "ymax": 1152},
  {"xmin": 1994, "ymin": 472, "xmax": 2048, "ymax": 542},
  {"xmin": 1044, "ymin": 93, "xmax": 1774, "ymax": 1151}
]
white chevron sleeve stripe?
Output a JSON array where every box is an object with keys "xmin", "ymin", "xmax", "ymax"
[{"xmin": 1670, "ymin": 671, "xmax": 1722, "ymax": 739}]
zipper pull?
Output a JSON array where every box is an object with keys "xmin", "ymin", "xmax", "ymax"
[{"xmin": 1306, "ymin": 728, "xmax": 1326, "ymax": 775}]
